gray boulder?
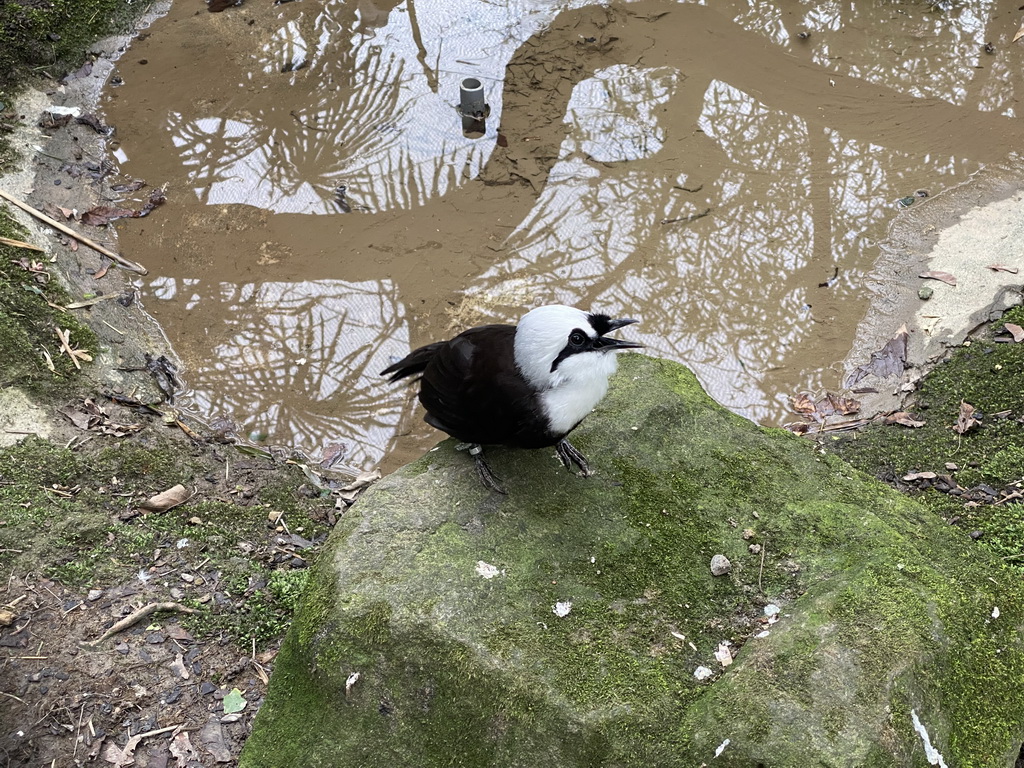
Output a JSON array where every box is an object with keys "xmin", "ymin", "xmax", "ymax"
[{"xmin": 241, "ymin": 355, "xmax": 1024, "ymax": 767}]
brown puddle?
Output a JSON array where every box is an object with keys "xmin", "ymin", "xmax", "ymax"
[{"xmin": 101, "ymin": 0, "xmax": 1024, "ymax": 475}]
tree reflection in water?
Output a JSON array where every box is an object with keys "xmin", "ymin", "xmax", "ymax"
[
  {"xmin": 148, "ymin": 276, "xmax": 408, "ymax": 473},
  {"xmin": 111, "ymin": 0, "xmax": 1024, "ymax": 468}
]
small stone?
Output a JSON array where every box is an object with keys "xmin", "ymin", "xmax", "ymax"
[
  {"xmin": 918, "ymin": 286, "xmax": 934, "ymax": 300},
  {"xmin": 741, "ymin": 528, "xmax": 755, "ymax": 540},
  {"xmin": 710, "ymin": 554, "xmax": 731, "ymax": 576},
  {"xmin": 87, "ymin": 589, "xmax": 104, "ymax": 602},
  {"xmin": 200, "ymin": 681, "xmax": 218, "ymax": 696},
  {"xmin": 969, "ymin": 530, "xmax": 984, "ymax": 540},
  {"xmin": 748, "ymin": 544, "xmax": 762, "ymax": 554},
  {"xmin": 146, "ymin": 633, "xmax": 166, "ymax": 644}
]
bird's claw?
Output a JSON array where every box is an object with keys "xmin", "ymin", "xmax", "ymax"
[
  {"xmin": 464, "ymin": 443, "xmax": 507, "ymax": 494},
  {"xmin": 556, "ymin": 439, "xmax": 592, "ymax": 477}
]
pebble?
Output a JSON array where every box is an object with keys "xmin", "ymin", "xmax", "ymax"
[
  {"xmin": 918, "ymin": 286, "xmax": 934, "ymax": 300},
  {"xmin": 200, "ymin": 681, "xmax": 217, "ymax": 696},
  {"xmin": 710, "ymin": 554, "xmax": 731, "ymax": 576}
]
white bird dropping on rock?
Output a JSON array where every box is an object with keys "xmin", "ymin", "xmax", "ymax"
[
  {"xmin": 710, "ymin": 554, "xmax": 731, "ymax": 576},
  {"xmin": 475, "ymin": 561, "xmax": 500, "ymax": 579}
]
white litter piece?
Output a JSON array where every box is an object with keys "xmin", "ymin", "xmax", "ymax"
[
  {"xmin": 910, "ymin": 709, "xmax": 948, "ymax": 768},
  {"xmin": 553, "ymin": 601, "xmax": 573, "ymax": 618},
  {"xmin": 992, "ymin": 606, "xmax": 1000, "ymax": 619},
  {"xmin": 714, "ymin": 738, "xmax": 730, "ymax": 758},
  {"xmin": 764, "ymin": 603, "xmax": 781, "ymax": 617},
  {"xmin": 46, "ymin": 105, "xmax": 81, "ymax": 117},
  {"xmin": 345, "ymin": 672, "xmax": 361, "ymax": 693},
  {"xmin": 714, "ymin": 642, "xmax": 733, "ymax": 667},
  {"xmin": 694, "ymin": 666, "xmax": 714, "ymax": 681}
]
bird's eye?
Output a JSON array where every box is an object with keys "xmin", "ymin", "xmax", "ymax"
[{"xmin": 569, "ymin": 330, "xmax": 587, "ymax": 346}]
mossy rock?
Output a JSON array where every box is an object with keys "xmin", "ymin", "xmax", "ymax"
[{"xmin": 242, "ymin": 355, "xmax": 1024, "ymax": 767}]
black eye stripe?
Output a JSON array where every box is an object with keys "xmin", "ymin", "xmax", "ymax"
[{"xmin": 551, "ymin": 328, "xmax": 593, "ymax": 372}]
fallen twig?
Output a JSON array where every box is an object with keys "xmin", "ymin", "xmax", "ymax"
[
  {"xmin": 86, "ymin": 602, "xmax": 199, "ymax": 647},
  {"xmin": 0, "ymin": 235, "xmax": 45, "ymax": 251},
  {"xmin": 0, "ymin": 188, "xmax": 148, "ymax": 274}
]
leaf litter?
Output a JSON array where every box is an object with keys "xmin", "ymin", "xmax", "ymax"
[{"xmin": 845, "ymin": 325, "xmax": 908, "ymax": 387}]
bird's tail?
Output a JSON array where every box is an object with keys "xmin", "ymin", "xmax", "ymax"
[{"xmin": 380, "ymin": 341, "xmax": 445, "ymax": 383}]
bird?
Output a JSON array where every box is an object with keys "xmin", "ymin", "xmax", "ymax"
[{"xmin": 381, "ymin": 304, "xmax": 643, "ymax": 493}]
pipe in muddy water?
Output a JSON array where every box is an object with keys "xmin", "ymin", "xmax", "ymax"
[{"xmin": 458, "ymin": 78, "xmax": 489, "ymax": 136}]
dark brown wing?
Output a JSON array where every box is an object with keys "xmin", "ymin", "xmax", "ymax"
[
  {"xmin": 380, "ymin": 341, "xmax": 447, "ymax": 383},
  {"xmin": 417, "ymin": 325, "xmax": 552, "ymax": 448}
]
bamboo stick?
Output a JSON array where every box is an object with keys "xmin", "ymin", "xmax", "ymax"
[{"xmin": 0, "ymin": 187, "xmax": 148, "ymax": 275}]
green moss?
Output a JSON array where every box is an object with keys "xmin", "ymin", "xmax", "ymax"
[
  {"xmin": 0, "ymin": 208, "xmax": 98, "ymax": 397},
  {"xmin": 830, "ymin": 305, "xmax": 1024, "ymax": 569},
  {"xmin": 0, "ymin": 0, "xmax": 151, "ymax": 97}
]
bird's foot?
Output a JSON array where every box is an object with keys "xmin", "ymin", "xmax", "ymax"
[
  {"xmin": 556, "ymin": 439, "xmax": 592, "ymax": 477},
  {"xmin": 464, "ymin": 444, "xmax": 507, "ymax": 495}
]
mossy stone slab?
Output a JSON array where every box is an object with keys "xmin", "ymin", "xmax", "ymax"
[{"xmin": 242, "ymin": 355, "xmax": 1024, "ymax": 767}]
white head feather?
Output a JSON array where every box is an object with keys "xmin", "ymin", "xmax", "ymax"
[{"xmin": 513, "ymin": 305, "xmax": 626, "ymax": 436}]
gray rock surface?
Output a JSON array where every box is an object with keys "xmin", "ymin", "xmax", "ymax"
[{"xmin": 242, "ymin": 354, "xmax": 1024, "ymax": 767}]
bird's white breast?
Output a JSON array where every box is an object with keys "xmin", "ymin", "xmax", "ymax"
[{"xmin": 539, "ymin": 351, "xmax": 619, "ymax": 436}]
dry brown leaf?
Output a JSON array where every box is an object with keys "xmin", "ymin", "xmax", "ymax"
[
  {"xmin": 169, "ymin": 732, "xmax": 199, "ymax": 763},
  {"xmin": 846, "ymin": 325, "xmax": 909, "ymax": 387},
  {"xmin": 138, "ymin": 484, "xmax": 191, "ymax": 512},
  {"xmin": 919, "ymin": 270, "xmax": 957, "ymax": 286},
  {"xmin": 1004, "ymin": 323, "xmax": 1024, "ymax": 342},
  {"xmin": 953, "ymin": 401, "xmax": 979, "ymax": 435},
  {"xmin": 885, "ymin": 411, "xmax": 926, "ymax": 428},
  {"xmin": 986, "ymin": 264, "xmax": 1019, "ymax": 274},
  {"xmin": 81, "ymin": 205, "xmax": 138, "ymax": 227},
  {"xmin": 903, "ymin": 471, "xmax": 937, "ymax": 481},
  {"xmin": 824, "ymin": 392, "xmax": 860, "ymax": 416},
  {"xmin": 791, "ymin": 393, "xmax": 816, "ymax": 415},
  {"xmin": 341, "ymin": 469, "xmax": 382, "ymax": 492}
]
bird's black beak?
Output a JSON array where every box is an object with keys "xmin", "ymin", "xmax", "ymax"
[
  {"xmin": 594, "ymin": 318, "xmax": 643, "ymax": 350},
  {"xmin": 606, "ymin": 317, "xmax": 639, "ymax": 331}
]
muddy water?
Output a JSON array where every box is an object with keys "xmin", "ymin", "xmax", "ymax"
[{"xmin": 101, "ymin": 0, "xmax": 1024, "ymax": 474}]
